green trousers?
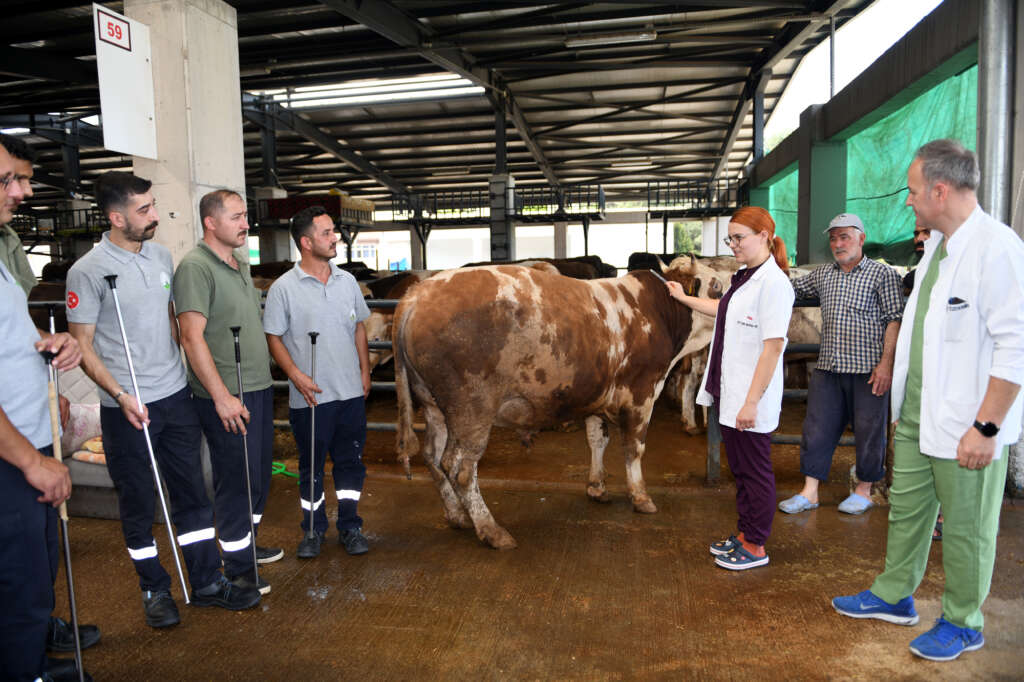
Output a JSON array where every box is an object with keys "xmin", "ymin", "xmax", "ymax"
[{"xmin": 870, "ymin": 439, "xmax": 1008, "ymax": 631}]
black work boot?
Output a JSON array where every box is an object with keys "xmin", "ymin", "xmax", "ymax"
[
  {"xmin": 297, "ymin": 531, "xmax": 324, "ymax": 559},
  {"xmin": 255, "ymin": 545, "xmax": 284, "ymax": 564},
  {"xmin": 339, "ymin": 527, "xmax": 369, "ymax": 555},
  {"xmin": 192, "ymin": 574, "xmax": 261, "ymax": 610},
  {"xmin": 230, "ymin": 570, "xmax": 271, "ymax": 595},
  {"xmin": 47, "ymin": 616, "xmax": 101, "ymax": 652},
  {"xmin": 45, "ymin": 656, "xmax": 94, "ymax": 682},
  {"xmin": 141, "ymin": 589, "xmax": 180, "ymax": 628}
]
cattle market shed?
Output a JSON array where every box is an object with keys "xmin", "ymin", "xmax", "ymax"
[
  {"xmin": 2, "ymin": 2, "xmax": 1024, "ymax": 680},
  {"xmin": 3, "ymin": 0, "xmax": 887, "ymax": 266}
]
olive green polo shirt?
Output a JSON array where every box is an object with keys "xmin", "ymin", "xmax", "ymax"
[
  {"xmin": 173, "ymin": 240, "xmax": 272, "ymax": 398},
  {"xmin": 0, "ymin": 224, "xmax": 37, "ymax": 295}
]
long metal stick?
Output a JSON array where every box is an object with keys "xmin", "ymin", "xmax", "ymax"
[
  {"xmin": 306, "ymin": 332, "xmax": 319, "ymax": 541},
  {"xmin": 42, "ymin": 310, "xmax": 85, "ymax": 682},
  {"xmin": 230, "ymin": 326, "xmax": 260, "ymax": 580},
  {"xmin": 102, "ymin": 275, "xmax": 189, "ymax": 603}
]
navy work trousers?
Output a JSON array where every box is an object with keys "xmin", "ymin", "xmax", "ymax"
[
  {"xmin": 799, "ymin": 369, "xmax": 887, "ymax": 483},
  {"xmin": 101, "ymin": 387, "xmax": 221, "ymax": 592},
  {"xmin": 0, "ymin": 447, "xmax": 57, "ymax": 682},
  {"xmin": 194, "ymin": 387, "xmax": 273, "ymax": 579},
  {"xmin": 289, "ymin": 397, "xmax": 367, "ymax": 534}
]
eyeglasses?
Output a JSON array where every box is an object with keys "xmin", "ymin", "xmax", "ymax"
[
  {"xmin": 0, "ymin": 173, "xmax": 12, "ymax": 190},
  {"xmin": 722, "ymin": 233, "xmax": 754, "ymax": 247}
]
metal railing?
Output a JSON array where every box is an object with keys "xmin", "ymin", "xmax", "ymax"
[
  {"xmin": 647, "ymin": 178, "xmax": 740, "ymax": 216},
  {"xmin": 703, "ymin": 297, "xmax": 859, "ymax": 483},
  {"xmin": 12, "ymin": 208, "xmax": 110, "ymax": 240}
]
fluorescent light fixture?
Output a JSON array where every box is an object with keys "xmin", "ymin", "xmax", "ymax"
[
  {"xmin": 565, "ymin": 30, "xmax": 657, "ymax": 48},
  {"xmin": 262, "ymin": 73, "xmax": 484, "ymax": 110},
  {"xmin": 1, "ymin": 128, "xmax": 29, "ymax": 135},
  {"xmin": 610, "ymin": 160, "xmax": 656, "ymax": 170},
  {"xmin": 280, "ymin": 85, "xmax": 484, "ymax": 109}
]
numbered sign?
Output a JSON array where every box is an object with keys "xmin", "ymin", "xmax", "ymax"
[
  {"xmin": 93, "ymin": 3, "xmax": 157, "ymax": 159},
  {"xmin": 97, "ymin": 9, "xmax": 131, "ymax": 51}
]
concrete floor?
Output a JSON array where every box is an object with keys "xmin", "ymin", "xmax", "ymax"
[{"xmin": 51, "ymin": 399, "xmax": 1024, "ymax": 680}]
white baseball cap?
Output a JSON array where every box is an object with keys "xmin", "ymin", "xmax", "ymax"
[{"xmin": 824, "ymin": 213, "xmax": 864, "ymax": 233}]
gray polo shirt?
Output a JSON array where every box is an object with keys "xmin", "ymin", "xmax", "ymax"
[
  {"xmin": 66, "ymin": 232, "xmax": 187, "ymax": 407},
  {"xmin": 263, "ymin": 262, "xmax": 370, "ymax": 409},
  {"xmin": 173, "ymin": 241, "xmax": 272, "ymax": 398},
  {"xmin": 0, "ymin": 260, "xmax": 51, "ymax": 448}
]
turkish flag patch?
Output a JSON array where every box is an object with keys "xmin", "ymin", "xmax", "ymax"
[{"xmin": 67, "ymin": 291, "xmax": 79, "ymax": 309}]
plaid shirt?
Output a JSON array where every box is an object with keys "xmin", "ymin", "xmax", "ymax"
[{"xmin": 791, "ymin": 257, "xmax": 904, "ymax": 374}]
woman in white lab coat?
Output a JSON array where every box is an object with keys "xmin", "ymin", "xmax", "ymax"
[{"xmin": 667, "ymin": 206, "xmax": 794, "ymax": 570}]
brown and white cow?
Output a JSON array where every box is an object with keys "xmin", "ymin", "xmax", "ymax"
[{"xmin": 392, "ymin": 259, "xmax": 727, "ymax": 549}]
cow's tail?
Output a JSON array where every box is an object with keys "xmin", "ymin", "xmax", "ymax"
[{"xmin": 393, "ymin": 300, "xmax": 419, "ymax": 480}]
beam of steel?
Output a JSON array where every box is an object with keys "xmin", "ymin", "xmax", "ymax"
[
  {"xmin": 711, "ymin": 0, "xmax": 851, "ymax": 182},
  {"xmin": 242, "ymin": 98, "xmax": 410, "ymax": 196},
  {"xmin": 319, "ymin": 0, "xmax": 560, "ymax": 187},
  {"xmin": 0, "ymin": 47, "xmax": 96, "ymax": 84},
  {"xmin": 0, "ymin": 114, "xmax": 104, "ymax": 149}
]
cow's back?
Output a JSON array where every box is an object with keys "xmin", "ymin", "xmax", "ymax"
[{"xmin": 394, "ymin": 266, "xmax": 674, "ymax": 428}]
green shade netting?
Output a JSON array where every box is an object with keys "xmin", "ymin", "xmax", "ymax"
[{"xmin": 767, "ymin": 64, "xmax": 978, "ymax": 266}]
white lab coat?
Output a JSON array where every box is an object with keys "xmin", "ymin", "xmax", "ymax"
[
  {"xmin": 891, "ymin": 205, "xmax": 1024, "ymax": 458},
  {"xmin": 697, "ymin": 256, "xmax": 794, "ymax": 433}
]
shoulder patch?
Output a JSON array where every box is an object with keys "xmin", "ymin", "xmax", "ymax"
[{"xmin": 67, "ymin": 291, "xmax": 79, "ymax": 309}]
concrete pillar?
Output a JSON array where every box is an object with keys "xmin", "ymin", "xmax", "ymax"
[
  {"xmin": 410, "ymin": 227, "xmax": 425, "ymax": 270},
  {"xmin": 489, "ymin": 174, "xmax": 515, "ymax": 261},
  {"xmin": 125, "ymin": 0, "xmax": 246, "ymax": 266},
  {"xmin": 716, "ymin": 216, "xmax": 731, "ymax": 256},
  {"xmin": 257, "ymin": 230, "xmax": 292, "ymax": 263},
  {"xmin": 1007, "ymin": 1, "xmax": 1023, "ymax": 494},
  {"xmin": 797, "ymin": 105, "xmax": 847, "ymax": 265},
  {"xmin": 553, "ymin": 221, "xmax": 567, "ymax": 258},
  {"xmin": 701, "ymin": 218, "xmax": 717, "ymax": 256}
]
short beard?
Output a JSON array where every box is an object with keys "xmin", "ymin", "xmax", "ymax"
[{"xmin": 126, "ymin": 221, "xmax": 158, "ymax": 242}]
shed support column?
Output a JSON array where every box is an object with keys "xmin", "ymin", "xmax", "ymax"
[
  {"xmin": 978, "ymin": 0, "xmax": 1014, "ymax": 223},
  {"xmin": 796, "ymin": 105, "xmax": 846, "ymax": 265},
  {"xmin": 1012, "ymin": 0, "xmax": 1024, "ymax": 239},
  {"xmin": 260, "ymin": 100, "xmax": 279, "ymax": 189},
  {"xmin": 701, "ymin": 219, "xmax": 717, "ymax": 257},
  {"xmin": 553, "ymin": 221, "xmax": 567, "ymax": 258},
  {"xmin": 489, "ymin": 174, "xmax": 515, "ymax": 262},
  {"xmin": 125, "ymin": 0, "xmax": 246, "ymax": 266},
  {"xmin": 410, "ymin": 226, "xmax": 425, "ymax": 270}
]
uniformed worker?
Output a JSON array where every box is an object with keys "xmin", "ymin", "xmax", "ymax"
[
  {"xmin": 66, "ymin": 172, "xmax": 261, "ymax": 629},
  {"xmin": 0, "ymin": 255, "xmax": 79, "ymax": 678},
  {"xmin": 0, "ymin": 136, "xmax": 99, "ymax": 678},
  {"xmin": 174, "ymin": 189, "xmax": 281, "ymax": 595},
  {"xmin": 264, "ymin": 206, "xmax": 372, "ymax": 559}
]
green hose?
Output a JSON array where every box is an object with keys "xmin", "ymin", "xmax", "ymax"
[{"xmin": 271, "ymin": 460, "xmax": 299, "ymax": 479}]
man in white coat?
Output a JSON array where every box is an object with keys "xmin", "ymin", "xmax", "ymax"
[{"xmin": 832, "ymin": 139, "xmax": 1024, "ymax": 662}]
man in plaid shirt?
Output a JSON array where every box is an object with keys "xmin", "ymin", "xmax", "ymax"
[{"xmin": 779, "ymin": 213, "xmax": 904, "ymax": 515}]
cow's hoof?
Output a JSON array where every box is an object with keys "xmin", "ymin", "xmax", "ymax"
[
  {"xmin": 684, "ymin": 425, "xmax": 703, "ymax": 436},
  {"xmin": 586, "ymin": 486, "xmax": 612, "ymax": 503},
  {"xmin": 632, "ymin": 497, "xmax": 658, "ymax": 514},
  {"xmin": 480, "ymin": 526, "xmax": 518, "ymax": 550}
]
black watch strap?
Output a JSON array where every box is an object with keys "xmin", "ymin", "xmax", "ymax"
[{"xmin": 973, "ymin": 420, "xmax": 999, "ymax": 437}]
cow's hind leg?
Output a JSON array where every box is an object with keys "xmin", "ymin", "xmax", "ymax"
[
  {"xmin": 420, "ymin": 406, "xmax": 472, "ymax": 529},
  {"xmin": 585, "ymin": 416, "xmax": 612, "ymax": 503},
  {"xmin": 442, "ymin": 434, "xmax": 516, "ymax": 549}
]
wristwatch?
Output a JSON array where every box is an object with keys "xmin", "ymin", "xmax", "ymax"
[{"xmin": 973, "ymin": 420, "xmax": 999, "ymax": 437}]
